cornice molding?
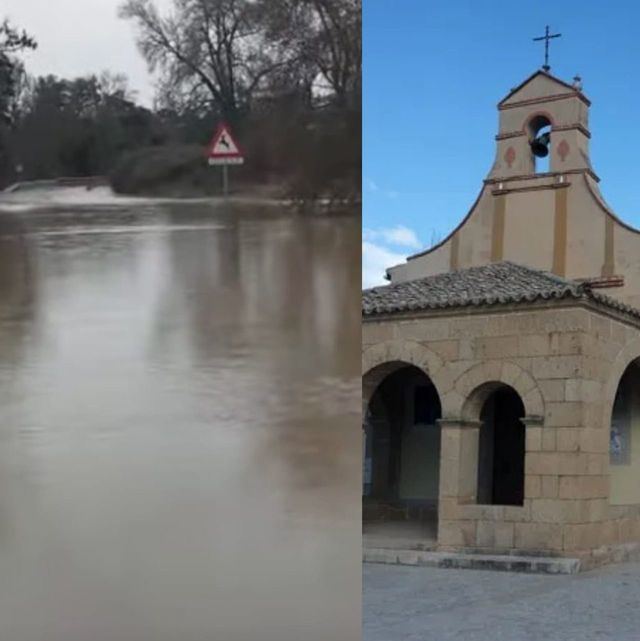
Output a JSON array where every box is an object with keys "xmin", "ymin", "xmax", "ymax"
[
  {"xmin": 552, "ymin": 123, "xmax": 591, "ymax": 139},
  {"xmin": 491, "ymin": 182, "xmax": 571, "ymax": 196},
  {"xmin": 499, "ymin": 91, "xmax": 591, "ymax": 111},
  {"xmin": 485, "ymin": 167, "xmax": 600, "ymax": 185},
  {"xmin": 496, "ymin": 123, "xmax": 591, "ymax": 141}
]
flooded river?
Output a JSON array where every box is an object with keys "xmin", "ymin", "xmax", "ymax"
[{"xmin": 0, "ymin": 195, "xmax": 361, "ymax": 641}]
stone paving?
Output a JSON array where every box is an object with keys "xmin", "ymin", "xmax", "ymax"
[
  {"xmin": 364, "ymin": 562, "xmax": 640, "ymax": 640},
  {"xmin": 363, "ymin": 520, "xmax": 437, "ymax": 550}
]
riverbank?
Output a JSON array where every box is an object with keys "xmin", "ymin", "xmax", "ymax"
[
  {"xmin": 109, "ymin": 144, "xmax": 359, "ymax": 205},
  {"xmin": 0, "ymin": 184, "xmax": 358, "ymax": 217}
]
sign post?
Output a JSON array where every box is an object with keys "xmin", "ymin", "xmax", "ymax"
[{"xmin": 206, "ymin": 122, "xmax": 244, "ymax": 197}]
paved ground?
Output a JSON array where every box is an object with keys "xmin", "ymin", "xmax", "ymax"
[
  {"xmin": 363, "ymin": 520, "xmax": 437, "ymax": 550},
  {"xmin": 364, "ymin": 561, "xmax": 640, "ymax": 640}
]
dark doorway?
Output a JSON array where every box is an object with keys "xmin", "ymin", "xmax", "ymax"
[
  {"xmin": 477, "ymin": 386, "xmax": 525, "ymax": 506},
  {"xmin": 609, "ymin": 360, "xmax": 640, "ymax": 505},
  {"xmin": 363, "ymin": 365, "xmax": 441, "ymax": 522}
]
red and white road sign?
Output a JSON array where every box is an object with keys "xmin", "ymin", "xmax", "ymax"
[{"xmin": 206, "ymin": 122, "xmax": 244, "ymax": 165}]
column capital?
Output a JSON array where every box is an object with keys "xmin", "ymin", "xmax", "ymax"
[{"xmin": 521, "ymin": 415, "xmax": 544, "ymax": 426}]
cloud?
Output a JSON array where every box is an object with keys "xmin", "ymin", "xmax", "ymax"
[
  {"xmin": 363, "ymin": 225, "xmax": 422, "ymax": 249},
  {"xmin": 365, "ymin": 177, "xmax": 398, "ymax": 198},
  {"xmin": 362, "ymin": 241, "xmax": 407, "ymax": 289},
  {"xmin": 362, "ymin": 224, "xmax": 422, "ymax": 288}
]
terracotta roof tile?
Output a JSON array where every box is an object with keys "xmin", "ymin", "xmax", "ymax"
[{"xmin": 362, "ymin": 262, "xmax": 640, "ymax": 320}]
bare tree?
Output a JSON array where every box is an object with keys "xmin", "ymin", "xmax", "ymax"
[
  {"xmin": 261, "ymin": 0, "xmax": 361, "ymax": 108},
  {"xmin": 307, "ymin": 0, "xmax": 361, "ymax": 107},
  {"xmin": 0, "ymin": 18, "xmax": 37, "ymax": 184},
  {"xmin": 0, "ymin": 19, "xmax": 37, "ymax": 123},
  {"xmin": 119, "ymin": 0, "xmax": 290, "ymax": 120},
  {"xmin": 0, "ymin": 19, "xmax": 37, "ymax": 56}
]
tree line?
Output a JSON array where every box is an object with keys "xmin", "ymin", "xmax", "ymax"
[{"xmin": 0, "ymin": 0, "xmax": 361, "ymax": 203}]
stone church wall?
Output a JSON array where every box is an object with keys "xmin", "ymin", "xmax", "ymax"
[{"xmin": 363, "ymin": 302, "xmax": 640, "ymax": 567}]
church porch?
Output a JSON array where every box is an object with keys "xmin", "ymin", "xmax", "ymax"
[{"xmin": 363, "ymin": 262, "xmax": 640, "ymax": 569}]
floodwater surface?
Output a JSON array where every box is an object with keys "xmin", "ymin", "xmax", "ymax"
[{"xmin": 0, "ymin": 196, "xmax": 361, "ymax": 641}]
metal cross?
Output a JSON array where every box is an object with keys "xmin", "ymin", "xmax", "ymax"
[{"xmin": 533, "ymin": 25, "xmax": 562, "ymax": 72}]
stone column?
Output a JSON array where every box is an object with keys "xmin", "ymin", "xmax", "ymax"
[
  {"xmin": 521, "ymin": 415, "xmax": 545, "ymax": 452},
  {"xmin": 437, "ymin": 418, "xmax": 482, "ymax": 549},
  {"xmin": 438, "ymin": 418, "xmax": 482, "ymax": 505}
]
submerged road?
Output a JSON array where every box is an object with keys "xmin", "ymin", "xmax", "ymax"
[
  {"xmin": 364, "ymin": 562, "xmax": 640, "ymax": 641},
  {"xmin": 0, "ymin": 188, "xmax": 361, "ymax": 641}
]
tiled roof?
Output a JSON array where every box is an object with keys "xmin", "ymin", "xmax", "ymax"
[{"xmin": 362, "ymin": 261, "xmax": 640, "ymax": 320}]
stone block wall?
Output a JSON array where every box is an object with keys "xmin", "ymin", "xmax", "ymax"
[{"xmin": 362, "ymin": 301, "xmax": 640, "ymax": 567}]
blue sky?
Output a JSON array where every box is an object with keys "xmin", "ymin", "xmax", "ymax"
[{"xmin": 363, "ymin": 0, "xmax": 640, "ymax": 287}]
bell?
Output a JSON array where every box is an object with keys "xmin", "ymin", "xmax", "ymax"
[{"xmin": 531, "ymin": 132, "xmax": 550, "ymax": 158}]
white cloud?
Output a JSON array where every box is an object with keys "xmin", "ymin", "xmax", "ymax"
[
  {"xmin": 362, "ymin": 224, "xmax": 422, "ymax": 288},
  {"xmin": 365, "ymin": 178, "xmax": 399, "ymax": 198},
  {"xmin": 363, "ymin": 225, "xmax": 421, "ymax": 249},
  {"xmin": 381, "ymin": 225, "xmax": 421, "ymax": 248},
  {"xmin": 362, "ymin": 241, "xmax": 406, "ymax": 289}
]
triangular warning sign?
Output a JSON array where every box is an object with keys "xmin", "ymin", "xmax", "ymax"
[{"xmin": 207, "ymin": 122, "xmax": 243, "ymax": 159}]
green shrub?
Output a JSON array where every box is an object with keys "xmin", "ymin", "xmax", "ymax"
[{"xmin": 110, "ymin": 144, "xmax": 221, "ymax": 196}]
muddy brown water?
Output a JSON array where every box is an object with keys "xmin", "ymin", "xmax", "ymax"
[{"xmin": 0, "ymin": 201, "xmax": 361, "ymax": 641}]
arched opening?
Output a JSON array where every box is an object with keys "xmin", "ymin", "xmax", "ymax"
[
  {"xmin": 528, "ymin": 114, "xmax": 552, "ymax": 174},
  {"xmin": 363, "ymin": 363, "xmax": 442, "ymax": 545},
  {"xmin": 609, "ymin": 360, "xmax": 640, "ymax": 505},
  {"xmin": 476, "ymin": 384, "xmax": 525, "ymax": 506}
]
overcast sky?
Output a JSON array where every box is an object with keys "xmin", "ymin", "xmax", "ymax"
[{"xmin": 3, "ymin": 0, "xmax": 173, "ymax": 106}]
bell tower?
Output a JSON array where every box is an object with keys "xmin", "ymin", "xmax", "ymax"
[
  {"xmin": 387, "ymin": 65, "xmax": 640, "ymax": 310},
  {"xmin": 488, "ymin": 70, "xmax": 594, "ymax": 180}
]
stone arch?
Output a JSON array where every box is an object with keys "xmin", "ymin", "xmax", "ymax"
[
  {"xmin": 446, "ymin": 359, "xmax": 544, "ymax": 421},
  {"xmin": 473, "ymin": 382, "xmax": 527, "ymax": 506},
  {"xmin": 602, "ymin": 336, "xmax": 640, "ymax": 428},
  {"xmin": 362, "ymin": 340, "xmax": 445, "ymax": 535},
  {"xmin": 362, "ymin": 339, "xmax": 444, "ymax": 409},
  {"xmin": 523, "ymin": 110, "xmax": 556, "ymax": 135}
]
